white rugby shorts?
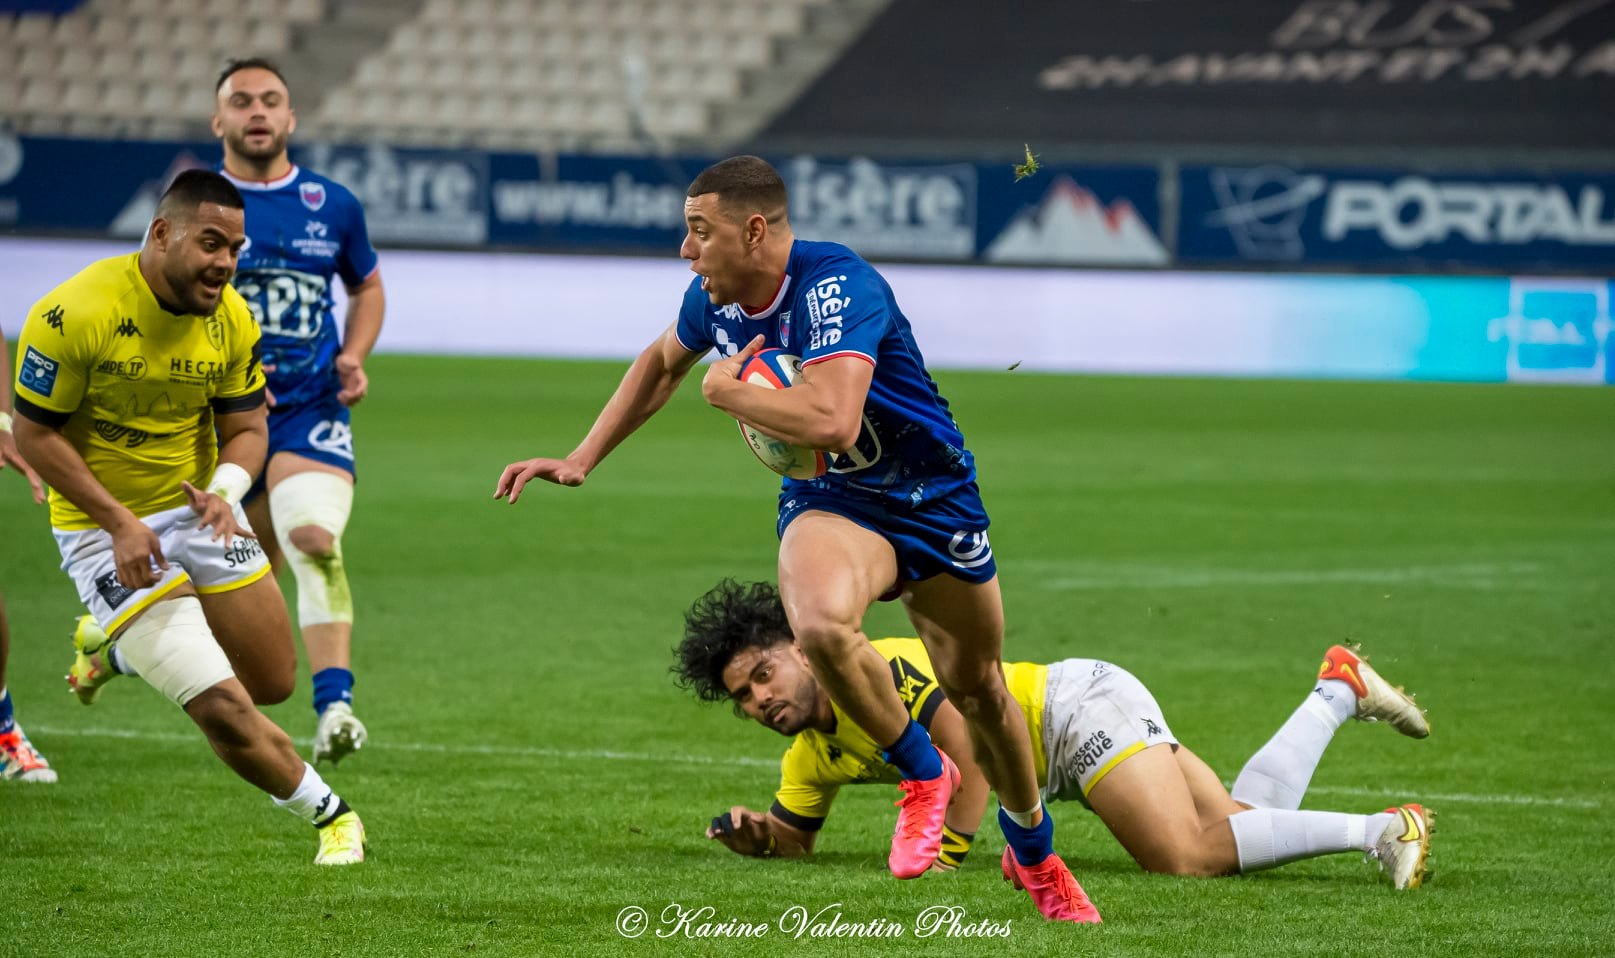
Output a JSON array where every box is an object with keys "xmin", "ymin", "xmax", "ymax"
[
  {"xmin": 1040, "ymin": 658, "xmax": 1179, "ymax": 805},
  {"xmin": 53, "ymin": 502, "xmax": 271, "ymax": 635}
]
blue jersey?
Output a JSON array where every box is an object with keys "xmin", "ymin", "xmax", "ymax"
[
  {"xmin": 222, "ymin": 166, "xmax": 378, "ymax": 410},
  {"xmin": 676, "ymin": 239, "xmax": 975, "ymax": 509}
]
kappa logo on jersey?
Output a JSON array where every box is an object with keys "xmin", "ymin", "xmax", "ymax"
[
  {"xmin": 19, "ymin": 345, "xmax": 59, "ymax": 397},
  {"xmin": 309, "ymin": 420, "xmax": 355, "ymax": 460},
  {"xmin": 804, "ymin": 275, "xmax": 851, "ymax": 351},
  {"xmin": 888, "ymin": 656, "xmax": 935, "ymax": 710},
  {"xmin": 299, "ymin": 181, "xmax": 326, "ymax": 211},
  {"xmin": 42, "ymin": 303, "xmax": 65, "ymax": 335},
  {"xmin": 946, "ymin": 531, "xmax": 993, "ymax": 570},
  {"xmin": 113, "ymin": 317, "xmax": 142, "ymax": 337},
  {"xmin": 93, "ymin": 571, "xmax": 135, "ymax": 611}
]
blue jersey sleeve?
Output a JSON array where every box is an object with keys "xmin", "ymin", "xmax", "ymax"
[
  {"xmin": 799, "ymin": 265, "xmax": 885, "ymax": 368},
  {"xmin": 336, "ymin": 188, "xmax": 379, "ymax": 289},
  {"xmin": 673, "ymin": 279, "xmax": 713, "ymax": 354}
]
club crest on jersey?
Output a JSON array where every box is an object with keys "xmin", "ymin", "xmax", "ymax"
[
  {"xmin": 779, "ymin": 310, "xmax": 792, "ymax": 348},
  {"xmin": 299, "ymin": 181, "xmax": 326, "ymax": 211}
]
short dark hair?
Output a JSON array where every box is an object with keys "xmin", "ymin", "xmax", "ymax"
[
  {"xmin": 215, "ymin": 56, "xmax": 290, "ymax": 94},
  {"xmin": 672, "ymin": 579, "xmax": 795, "ymax": 705},
  {"xmin": 156, "ymin": 169, "xmax": 244, "ymax": 221},
  {"xmin": 686, "ymin": 155, "xmax": 788, "ymax": 224}
]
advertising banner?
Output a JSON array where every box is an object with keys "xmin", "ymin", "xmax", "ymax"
[{"xmin": 1180, "ymin": 164, "xmax": 1615, "ymax": 272}]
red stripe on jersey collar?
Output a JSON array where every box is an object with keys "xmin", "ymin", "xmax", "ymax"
[
  {"xmin": 220, "ymin": 165, "xmax": 300, "ymax": 191},
  {"xmin": 740, "ymin": 272, "xmax": 791, "ymax": 319}
]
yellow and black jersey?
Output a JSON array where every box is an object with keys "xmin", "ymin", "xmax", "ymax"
[
  {"xmin": 12, "ymin": 253, "xmax": 265, "ymax": 529},
  {"xmin": 769, "ymin": 638, "xmax": 1049, "ymax": 833}
]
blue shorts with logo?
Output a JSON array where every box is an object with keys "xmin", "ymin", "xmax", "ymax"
[
  {"xmin": 777, "ymin": 482, "xmax": 996, "ymax": 598},
  {"xmin": 245, "ymin": 391, "xmax": 355, "ymax": 502}
]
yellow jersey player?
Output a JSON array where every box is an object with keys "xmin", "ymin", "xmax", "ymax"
[
  {"xmin": 10, "ymin": 170, "xmax": 365, "ymax": 864},
  {"xmin": 675, "ymin": 580, "xmax": 1436, "ymax": 891},
  {"xmin": 0, "ymin": 328, "xmax": 53, "ymax": 782}
]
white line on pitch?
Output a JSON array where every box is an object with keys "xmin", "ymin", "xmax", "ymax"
[{"xmin": 31, "ymin": 724, "xmax": 1597, "ymax": 808}]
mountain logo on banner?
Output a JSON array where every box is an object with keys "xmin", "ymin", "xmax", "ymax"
[
  {"xmin": 109, "ymin": 152, "xmax": 210, "ymax": 238},
  {"xmin": 985, "ymin": 177, "xmax": 1167, "ymax": 266}
]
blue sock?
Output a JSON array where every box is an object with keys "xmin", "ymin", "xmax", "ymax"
[
  {"xmin": 312, "ymin": 668, "xmax": 354, "ymax": 716},
  {"xmin": 999, "ymin": 804, "xmax": 1056, "ymax": 867},
  {"xmin": 881, "ymin": 719, "xmax": 943, "ymax": 781},
  {"xmin": 0, "ymin": 688, "xmax": 13, "ymax": 735}
]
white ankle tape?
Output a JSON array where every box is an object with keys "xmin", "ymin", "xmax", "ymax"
[{"xmin": 116, "ymin": 596, "xmax": 234, "ymax": 707}]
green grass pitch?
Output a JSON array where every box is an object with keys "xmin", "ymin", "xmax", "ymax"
[{"xmin": 3, "ymin": 355, "xmax": 1612, "ymax": 956}]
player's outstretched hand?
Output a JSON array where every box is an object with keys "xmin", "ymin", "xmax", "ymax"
[
  {"xmin": 335, "ymin": 353, "xmax": 369, "ymax": 407},
  {"xmin": 110, "ymin": 517, "xmax": 167, "ymax": 589},
  {"xmin": 0, "ymin": 430, "xmax": 46, "ymax": 504},
  {"xmin": 493, "ymin": 456, "xmax": 587, "ymax": 503},
  {"xmin": 181, "ymin": 480, "xmax": 257, "ymax": 543},
  {"xmin": 701, "ymin": 334, "xmax": 765, "ymax": 406},
  {"xmin": 706, "ymin": 806, "xmax": 773, "ymax": 857}
]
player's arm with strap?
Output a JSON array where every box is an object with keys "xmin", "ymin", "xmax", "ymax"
[
  {"xmin": 0, "ymin": 328, "xmax": 46, "ymax": 503},
  {"xmin": 707, "ymin": 745, "xmax": 835, "ymax": 859},
  {"xmin": 179, "ymin": 314, "xmax": 267, "ymax": 542},
  {"xmin": 706, "ymin": 803, "xmax": 820, "ymax": 859},
  {"xmin": 12, "ymin": 307, "xmax": 168, "ymax": 588},
  {"xmin": 493, "ymin": 323, "xmax": 705, "ymax": 502}
]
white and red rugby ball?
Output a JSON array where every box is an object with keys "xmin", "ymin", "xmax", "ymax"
[{"xmin": 735, "ymin": 349, "xmax": 831, "ymax": 479}]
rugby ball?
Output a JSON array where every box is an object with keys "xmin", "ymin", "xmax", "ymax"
[{"xmin": 736, "ymin": 349, "xmax": 831, "ymax": 479}]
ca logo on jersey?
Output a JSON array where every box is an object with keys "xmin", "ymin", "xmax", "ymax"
[
  {"xmin": 947, "ymin": 531, "xmax": 993, "ymax": 570},
  {"xmin": 309, "ymin": 420, "xmax": 355, "ymax": 461}
]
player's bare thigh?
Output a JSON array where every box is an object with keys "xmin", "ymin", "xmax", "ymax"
[
  {"xmin": 898, "ymin": 574, "xmax": 1006, "ymax": 686},
  {"xmin": 267, "ymin": 451, "xmax": 352, "ymax": 489},
  {"xmin": 777, "ymin": 510, "xmax": 898, "ymax": 634},
  {"xmin": 1086, "ymin": 743, "xmax": 1238, "ymax": 877},
  {"xmin": 195, "ymin": 574, "xmax": 296, "ymax": 706}
]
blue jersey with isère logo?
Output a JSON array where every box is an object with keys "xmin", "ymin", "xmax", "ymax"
[
  {"xmin": 675, "ymin": 239, "xmax": 975, "ymax": 509},
  {"xmin": 221, "ymin": 165, "xmax": 378, "ymax": 410}
]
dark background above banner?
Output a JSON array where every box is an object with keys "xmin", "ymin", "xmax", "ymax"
[{"xmin": 761, "ymin": 0, "xmax": 1615, "ymax": 154}]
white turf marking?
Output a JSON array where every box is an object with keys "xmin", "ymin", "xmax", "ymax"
[
  {"xmin": 1034, "ymin": 561, "xmax": 1544, "ymax": 591},
  {"xmin": 32, "ymin": 724, "xmax": 1598, "ymax": 808}
]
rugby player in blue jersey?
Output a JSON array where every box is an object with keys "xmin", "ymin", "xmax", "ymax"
[
  {"xmin": 495, "ymin": 156, "xmax": 1098, "ymax": 922},
  {"xmin": 214, "ymin": 58, "xmax": 384, "ymax": 765}
]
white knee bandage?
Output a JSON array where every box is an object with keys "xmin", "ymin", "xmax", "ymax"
[
  {"xmin": 116, "ymin": 595, "xmax": 235, "ymax": 707},
  {"xmin": 269, "ymin": 472, "xmax": 355, "ymax": 626}
]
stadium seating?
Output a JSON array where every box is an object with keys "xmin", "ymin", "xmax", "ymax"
[{"xmin": 0, "ymin": 0, "xmax": 841, "ymax": 148}]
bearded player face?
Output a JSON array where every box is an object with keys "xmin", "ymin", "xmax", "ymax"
[{"xmin": 213, "ymin": 66, "xmax": 297, "ymax": 164}]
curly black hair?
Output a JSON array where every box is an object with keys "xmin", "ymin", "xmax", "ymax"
[{"xmin": 673, "ymin": 579, "xmax": 795, "ymax": 704}]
